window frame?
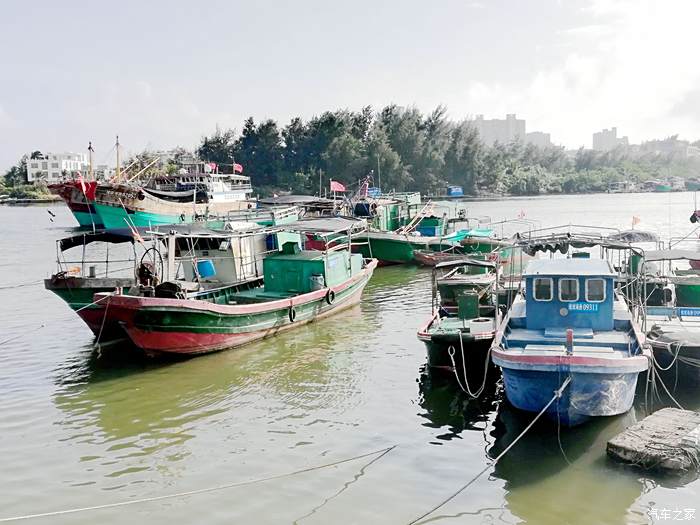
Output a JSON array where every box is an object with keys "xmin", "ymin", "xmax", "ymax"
[
  {"xmin": 585, "ymin": 278, "xmax": 606, "ymax": 303},
  {"xmin": 558, "ymin": 278, "xmax": 579, "ymax": 302},
  {"xmin": 533, "ymin": 277, "xmax": 553, "ymax": 302}
]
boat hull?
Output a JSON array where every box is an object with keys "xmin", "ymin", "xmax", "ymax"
[
  {"xmin": 48, "ymin": 182, "xmax": 103, "ymax": 228},
  {"xmin": 492, "ymin": 351, "xmax": 647, "ymax": 426},
  {"xmin": 100, "ymin": 260, "xmax": 377, "ymax": 355},
  {"xmin": 45, "ymin": 277, "xmax": 133, "ymax": 340}
]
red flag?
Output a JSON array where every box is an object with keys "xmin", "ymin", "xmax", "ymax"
[
  {"xmin": 632, "ymin": 216, "xmax": 641, "ymax": 227},
  {"xmin": 330, "ymin": 180, "xmax": 345, "ymax": 192},
  {"xmin": 233, "ymin": 163, "xmax": 243, "ymax": 174}
]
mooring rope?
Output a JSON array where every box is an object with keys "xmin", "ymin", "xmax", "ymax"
[
  {"xmin": 0, "ymin": 295, "xmax": 111, "ymax": 348},
  {"xmin": 407, "ymin": 376, "xmax": 572, "ymax": 525},
  {"xmin": 0, "ymin": 445, "xmax": 396, "ymax": 523},
  {"xmin": 447, "ymin": 335, "xmax": 491, "ymax": 399}
]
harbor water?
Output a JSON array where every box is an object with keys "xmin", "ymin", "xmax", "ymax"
[{"xmin": 0, "ymin": 192, "xmax": 699, "ymax": 524}]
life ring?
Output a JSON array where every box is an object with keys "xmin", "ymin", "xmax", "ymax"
[
  {"xmin": 325, "ymin": 289, "xmax": 336, "ymax": 305},
  {"xmin": 288, "ymin": 306, "xmax": 297, "ymax": 322},
  {"xmin": 370, "ymin": 202, "xmax": 378, "ymax": 213}
]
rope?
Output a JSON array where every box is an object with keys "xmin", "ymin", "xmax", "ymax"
[
  {"xmin": 0, "ymin": 295, "xmax": 111, "ymax": 348},
  {"xmin": 407, "ymin": 376, "xmax": 572, "ymax": 525},
  {"xmin": 447, "ymin": 335, "xmax": 491, "ymax": 399},
  {"xmin": 0, "ymin": 445, "xmax": 396, "ymax": 523},
  {"xmin": 0, "ymin": 279, "xmax": 44, "ymax": 291}
]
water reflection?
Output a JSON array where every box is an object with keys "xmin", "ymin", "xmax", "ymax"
[{"xmin": 52, "ymin": 304, "xmax": 373, "ymax": 481}]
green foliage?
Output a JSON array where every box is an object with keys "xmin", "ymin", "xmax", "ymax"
[
  {"xmin": 3, "ymin": 156, "xmax": 28, "ymax": 187},
  {"xmin": 191, "ymin": 107, "xmax": 700, "ymax": 197}
]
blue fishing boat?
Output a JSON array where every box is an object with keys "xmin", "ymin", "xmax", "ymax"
[{"xmin": 491, "ymin": 258, "xmax": 650, "ymax": 426}]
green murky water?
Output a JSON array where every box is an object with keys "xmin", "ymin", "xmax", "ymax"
[{"xmin": 0, "ymin": 193, "xmax": 698, "ymax": 524}]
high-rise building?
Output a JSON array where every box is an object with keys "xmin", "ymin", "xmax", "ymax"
[
  {"xmin": 472, "ymin": 114, "xmax": 526, "ymax": 145},
  {"xmin": 592, "ymin": 128, "xmax": 629, "ymax": 151},
  {"xmin": 525, "ymin": 131, "xmax": 552, "ymax": 148}
]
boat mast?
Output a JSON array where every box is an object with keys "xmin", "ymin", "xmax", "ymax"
[
  {"xmin": 88, "ymin": 141, "xmax": 94, "ymax": 181},
  {"xmin": 115, "ymin": 135, "xmax": 121, "ymax": 181}
]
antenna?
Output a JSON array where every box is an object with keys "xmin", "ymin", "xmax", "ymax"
[
  {"xmin": 88, "ymin": 141, "xmax": 94, "ymax": 181},
  {"xmin": 115, "ymin": 135, "xmax": 121, "ymax": 181}
]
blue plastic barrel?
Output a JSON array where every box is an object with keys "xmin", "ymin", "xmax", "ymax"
[{"xmin": 196, "ymin": 259, "xmax": 216, "ymax": 278}]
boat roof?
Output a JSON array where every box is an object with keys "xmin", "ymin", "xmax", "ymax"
[
  {"xmin": 435, "ymin": 258, "xmax": 497, "ymax": 270},
  {"xmin": 644, "ymin": 249, "xmax": 700, "ymax": 262},
  {"xmin": 524, "ymin": 258, "xmax": 615, "ymax": 277},
  {"xmin": 258, "ymin": 195, "xmax": 336, "ymax": 206},
  {"xmin": 282, "ymin": 216, "xmax": 367, "ymax": 234},
  {"xmin": 58, "ymin": 231, "xmax": 136, "ymax": 251}
]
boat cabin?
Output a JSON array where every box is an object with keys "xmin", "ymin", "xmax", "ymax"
[
  {"xmin": 524, "ymin": 258, "xmax": 615, "ymax": 331},
  {"xmin": 263, "ymin": 242, "xmax": 362, "ymax": 294}
]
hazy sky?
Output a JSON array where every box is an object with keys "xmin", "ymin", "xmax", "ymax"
[{"xmin": 2, "ymin": 0, "xmax": 699, "ymax": 170}]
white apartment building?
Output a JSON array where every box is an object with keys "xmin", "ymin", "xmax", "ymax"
[
  {"xmin": 27, "ymin": 152, "xmax": 88, "ymax": 182},
  {"xmin": 592, "ymin": 128, "xmax": 629, "ymax": 152},
  {"xmin": 525, "ymin": 131, "xmax": 552, "ymax": 148},
  {"xmin": 472, "ymin": 114, "xmax": 526, "ymax": 145}
]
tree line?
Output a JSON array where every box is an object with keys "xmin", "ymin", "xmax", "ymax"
[
  {"xmin": 195, "ymin": 106, "xmax": 700, "ymax": 196},
  {"xmin": 4, "ymin": 105, "xmax": 700, "ymax": 198}
]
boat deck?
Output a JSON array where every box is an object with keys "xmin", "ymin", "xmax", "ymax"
[
  {"xmin": 505, "ymin": 327, "xmax": 632, "ymax": 349},
  {"xmin": 428, "ymin": 316, "xmax": 494, "ymax": 335}
]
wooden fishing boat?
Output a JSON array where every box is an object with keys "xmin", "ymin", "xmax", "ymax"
[
  {"xmin": 417, "ymin": 259, "xmax": 500, "ymax": 382},
  {"xmin": 93, "ymin": 176, "xmax": 254, "ymax": 230},
  {"xmin": 95, "ymin": 218, "xmax": 378, "ymax": 356},
  {"xmin": 492, "ymin": 257, "xmax": 649, "ymax": 426}
]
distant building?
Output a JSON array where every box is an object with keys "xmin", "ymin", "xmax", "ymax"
[
  {"xmin": 472, "ymin": 114, "xmax": 526, "ymax": 145},
  {"xmin": 592, "ymin": 127, "xmax": 629, "ymax": 151},
  {"xmin": 27, "ymin": 152, "xmax": 88, "ymax": 182},
  {"xmin": 525, "ymin": 131, "xmax": 552, "ymax": 148}
]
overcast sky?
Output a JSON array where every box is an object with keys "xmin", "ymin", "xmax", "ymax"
[{"xmin": 1, "ymin": 0, "xmax": 699, "ymax": 170}]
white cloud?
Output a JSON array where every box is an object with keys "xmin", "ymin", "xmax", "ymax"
[{"xmin": 457, "ymin": 0, "xmax": 700, "ymax": 147}]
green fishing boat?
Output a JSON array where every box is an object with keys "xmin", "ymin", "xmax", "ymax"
[
  {"xmin": 417, "ymin": 259, "xmax": 500, "ymax": 382},
  {"xmin": 94, "ymin": 218, "xmax": 377, "ymax": 356}
]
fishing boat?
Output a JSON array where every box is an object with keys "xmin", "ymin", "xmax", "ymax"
[
  {"xmin": 641, "ymin": 249, "xmax": 700, "ymax": 382},
  {"xmin": 93, "ymin": 169, "xmax": 255, "ymax": 229},
  {"xmin": 417, "ymin": 259, "xmax": 500, "ymax": 383},
  {"xmin": 95, "ymin": 218, "xmax": 377, "ymax": 356},
  {"xmin": 44, "ymin": 230, "xmax": 142, "ymax": 340},
  {"xmin": 491, "ymin": 257, "xmax": 649, "ymax": 426}
]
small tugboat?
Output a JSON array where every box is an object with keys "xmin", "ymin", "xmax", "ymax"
[
  {"xmin": 96, "ymin": 218, "xmax": 377, "ymax": 356},
  {"xmin": 417, "ymin": 258, "xmax": 500, "ymax": 386},
  {"xmin": 491, "ymin": 257, "xmax": 649, "ymax": 426}
]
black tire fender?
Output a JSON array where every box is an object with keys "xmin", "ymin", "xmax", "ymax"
[
  {"xmin": 288, "ymin": 306, "xmax": 297, "ymax": 322},
  {"xmin": 325, "ymin": 289, "xmax": 336, "ymax": 305}
]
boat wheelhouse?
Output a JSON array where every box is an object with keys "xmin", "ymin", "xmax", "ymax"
[{"xmin": 492, "ymin": 257, "xmax": 649, "ymax": 426}]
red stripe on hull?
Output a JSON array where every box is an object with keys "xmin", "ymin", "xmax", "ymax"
[{"xmin": 125, "ymin": 282, "xmax": 367, "ymax": 356}]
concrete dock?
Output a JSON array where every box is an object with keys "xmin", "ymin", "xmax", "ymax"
[{"xmin": 607, "ymin": 408, "xmax": 700, "ymax": 471}]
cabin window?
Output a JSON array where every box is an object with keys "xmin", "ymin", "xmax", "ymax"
[
  {"xmin": 586, "ymin": 278, "xmax": 606, "ymax": 302},
  {"xmin": 533, "ymin": 278, "xmax": 553, "ymax": 301},
  {"xmin": 559, "ymin": 278, "xmax": 579, "ymax": 302}
]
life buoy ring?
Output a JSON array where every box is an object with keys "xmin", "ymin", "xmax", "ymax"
[
  {"xmin": 325, "ymin": 289, "xmax": 335, "ymax": 305},
  {"xmin": 288, "ymin": 306, "xmax": 297, "ymax": 322},
  {"xmin": 370, "ymin": 202, "xmax": 378, "ymax": 214}
]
